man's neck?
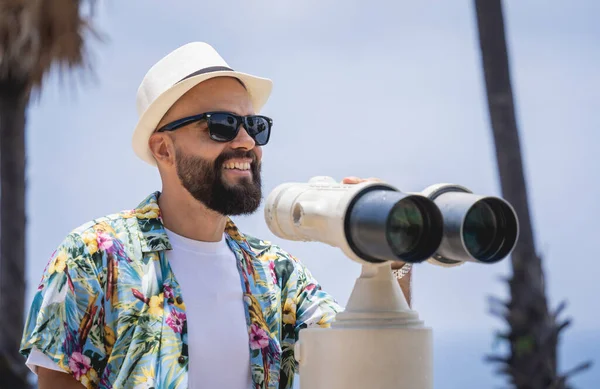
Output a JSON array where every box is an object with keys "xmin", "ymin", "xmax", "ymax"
[{"xmin": 157, "ymin": 186, "xmax": 228, "ymax": 242}]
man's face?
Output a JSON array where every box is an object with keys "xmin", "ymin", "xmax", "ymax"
[{"xmin": 155, "ymin": 77, "xmax": 264, "ymax": 216}]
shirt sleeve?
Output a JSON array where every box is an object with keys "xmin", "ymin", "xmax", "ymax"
[
  {"xmin": 274, "ymin": 248, "xmax": 343, "ymax": 388},
  {"xmin": 270, "ymin": 244, "xmax": 343, "ymax": 335},
  {"xmin": 20, "ymin": 233, "xmax": 106, "ymax": 387},
  {"xmin": 292, "ymin": 260, "xmax": 343, "ymax": 336},
  {"xmin": 26, "ymin": 347, "xmax": 65, "ymax": 375}
]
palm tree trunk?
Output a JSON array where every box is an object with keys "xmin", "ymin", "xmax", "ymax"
[
  {"xmin": 0, "ymin": 78, "xmax": 29, "ymax": 388},
  {"xmin": 473, "ymin": 1, "xmax": 591, "ymax": 388}
]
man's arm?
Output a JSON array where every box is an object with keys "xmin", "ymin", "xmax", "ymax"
[
  {"xmin": 20, "ymin": 233, "xmax": 106, "ymax": 387},
  {"xmin": 38, "ymin": 368, "xmax": 84, "ymax": 389}
]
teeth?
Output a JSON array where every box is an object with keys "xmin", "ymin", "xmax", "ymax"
[{"xmin": 224, "ymin": 161, "xmax": 251, "ymax": 170}]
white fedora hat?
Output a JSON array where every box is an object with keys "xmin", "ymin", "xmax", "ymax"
[{"xmin": 132, "ymin": 42, "xmax": 273, "ymax": 166}]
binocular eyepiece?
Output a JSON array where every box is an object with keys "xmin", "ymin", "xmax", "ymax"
[{"xmin": 264, "ymin": 177, "xmax": 519, "ymax": 266}]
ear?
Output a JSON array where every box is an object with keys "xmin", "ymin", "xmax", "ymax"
[{"xmin": 148, "ymin": 132, "xmax": 176, "ymax": 166}]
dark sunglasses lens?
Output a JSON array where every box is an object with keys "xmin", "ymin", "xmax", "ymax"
[
  {"xmin": 245, "ymin": 116, "xmax": 271, "ymax": 145},
  {"xmin": 208, "ymin": 114, "xmax": 239, "ymax": 142}
]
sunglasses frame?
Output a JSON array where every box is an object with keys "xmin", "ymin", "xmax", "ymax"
[{"xmin": 156, "ymin": 111, "xmax": 273, "ymax": 146}]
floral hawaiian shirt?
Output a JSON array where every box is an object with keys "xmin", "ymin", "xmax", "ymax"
[{"xmin": 20, "ymin": 192, "xmax": 342, "ymax": 388}]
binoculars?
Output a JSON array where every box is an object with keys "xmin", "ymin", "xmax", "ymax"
[{"xmin": 264, "ymin": 176, "xmax": 519, "ymax": 267}]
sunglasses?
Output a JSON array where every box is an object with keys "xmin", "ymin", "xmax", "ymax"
[{"xmin": 156, "ymin": 111, "xmax": 273, "ymax": 146}]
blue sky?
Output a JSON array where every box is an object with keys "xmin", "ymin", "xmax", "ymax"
[{"xmin": 24, "ymin": 0, "xmax": 598, "ymax": 387}]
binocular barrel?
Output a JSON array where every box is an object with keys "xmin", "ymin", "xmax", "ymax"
[
  {"xmin": 346, "ymin": 188, "xmax": 444, "ymax": 264},
  {"xmin": 426, "ymin": 187, "xmax": 519, "ymax": 265}
]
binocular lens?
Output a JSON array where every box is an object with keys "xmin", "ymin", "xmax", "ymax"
[
  {"xmin": 463, "ymin": 199, "xmax": 517, "ymax": 263},
  {"xmin": 387, "ymin": 199, "xmax": 424, "ymax": 256},
  {"xmin": 385, "ymin": 196, "xmax": 443, "ymax": 262}
]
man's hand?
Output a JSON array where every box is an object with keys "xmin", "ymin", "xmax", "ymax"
[{"xmin": 341, "ymin": 176, "xmax": 384, "ymax": 185}]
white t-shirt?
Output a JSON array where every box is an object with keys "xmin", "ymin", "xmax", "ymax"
[{"xmin": 27, "ymin": 229, "xmax": 252, "ymax": 389}]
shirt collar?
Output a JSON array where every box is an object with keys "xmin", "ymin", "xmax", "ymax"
[{"xmin": 131, "ymin": 191, "xmax": 249, "ymax": 253}]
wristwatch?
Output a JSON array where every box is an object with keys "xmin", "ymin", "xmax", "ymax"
[{"xmin": 392, "ymin": 263, "xmax": 412, "ymax": 280}]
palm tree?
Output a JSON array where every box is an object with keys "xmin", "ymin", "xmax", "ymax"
[
  {"xmin": 473, "ymin": 1, "xmax": 591, "ymax": 387},
  {"xmin": 0, "ymin": 1, "xmax": 95, "ymax": 387}
]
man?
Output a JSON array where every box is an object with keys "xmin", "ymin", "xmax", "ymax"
[{"xmin": 20, "ymin": 42, "xmax": 412, "ymax": 389}]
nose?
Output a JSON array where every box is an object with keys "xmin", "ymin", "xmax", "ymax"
[{"xmin": 230, "ymin": 125, "xmax": 256, "ymax": 150}]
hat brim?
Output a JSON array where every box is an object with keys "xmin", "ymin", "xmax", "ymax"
[{"xmin": 132, "ymin": 70, "xmax": 273, "ymax": 166}]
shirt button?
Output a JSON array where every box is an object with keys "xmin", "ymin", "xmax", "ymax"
[
  {"xmin": 176, "ymin": 296, "xmax": 183, "ymax": 305},
  {"xmin": 178, "ymin": 356, "xmax": 186, "ymax": 365}
]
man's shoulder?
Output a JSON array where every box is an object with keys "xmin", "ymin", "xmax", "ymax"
[
  {"xmin": 244, "ymin": 233, "xmax": 297, "ymax": 263},
  {"xmin": 69, "ymin": 208, "xmax": 139, "ymax": 238},
  {"xmin": 67, "ymin": 192, "xmax": 160, "ymax": 240},
  {"xmin": 61, "ymin": 207, "xmax": 148, "ymax": 262}
]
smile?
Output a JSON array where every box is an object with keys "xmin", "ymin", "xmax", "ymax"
[{"xmin": 223, "ymin": 161, "xmax": 251, "ymax": 171}]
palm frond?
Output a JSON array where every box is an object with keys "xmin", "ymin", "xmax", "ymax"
[{"xmin": 0, "ymin": 0, "xmax": 100, "ymax": 93}]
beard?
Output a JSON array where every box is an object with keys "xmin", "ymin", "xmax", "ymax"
[{"xmin": 175, "ymin": 147, "xmax": 262, "ymax": 216}]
